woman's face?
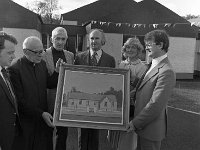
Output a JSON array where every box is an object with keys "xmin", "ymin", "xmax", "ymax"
[{"xmin": 124, "ymin": 44, "xmax": 138, "ymax": 59}]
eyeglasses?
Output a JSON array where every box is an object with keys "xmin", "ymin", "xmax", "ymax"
[
  {"xmin": 25, "ymin": 48, "xmax": 44, "ymax": 55},
  {"xmin": 145, "ymin": 43, "xmax": 156, "ymax": 49}
]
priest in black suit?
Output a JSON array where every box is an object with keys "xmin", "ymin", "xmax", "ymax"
[{"xmin": 75, "ymin": 29, "xmax": 116, "ymax": 150}]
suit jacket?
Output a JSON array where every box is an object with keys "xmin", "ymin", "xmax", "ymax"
[
  {"xmin": 43, "ymin": 47, "xmax": 74, "ymax": 113},
  {"xmin": 132, "ymin": 57, "xmax": 176, "ymax": 141},
  {"xmin": 8, "ymin": 56, "xmax": 56, "ymax": 150},
  {"xmin": 74, "ymin": 50, "xmax": 115, "ymax": 68},
  {"xmin": 0, "ymin": 73, "xmax": 20, "ymax": 150}
]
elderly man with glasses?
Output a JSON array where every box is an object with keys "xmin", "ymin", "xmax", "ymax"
[{"xmin": 7, "ymin": 36, "xmax": 62, "ymax": 150}]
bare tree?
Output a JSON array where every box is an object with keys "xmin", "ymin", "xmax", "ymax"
[{"xmin": 26, "ymin": 0, "xmax": 61, "ymax": 24}]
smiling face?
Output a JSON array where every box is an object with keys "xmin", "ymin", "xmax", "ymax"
[
  {"xmin": 23, "ymin": 37, "xmax": 44, "ymax": 64},
  {"xmin": 0, "ymin": 40, "xmax": 16, "ymax": 67},
  {"xmin": 145, "ymin": 40, "xmax": 164, "ymax": 59},
  {"xmin": 89, "ymin": 30, "xmax": 103, "ymax": 51},
  {"xmin": 123, "ymin": 44, "xmax": 138, "ymax": 59}
]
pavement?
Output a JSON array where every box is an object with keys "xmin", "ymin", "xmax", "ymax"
[
  {"xmin": 65, "ymin": 106, "xmax": 200, "ymax": 150},
  {"xmin": 161, "ymin": 107, "xmax": 200, "ymax": 150}
]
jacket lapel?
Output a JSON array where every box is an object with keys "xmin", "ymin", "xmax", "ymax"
[
  {"xmin": 0, "ymin": 75, "xmax": 15, "ymax": 107},
  {"xmin": 82, "ymin": 50, "xmax": 90, "ymax": 65},
  {"xmin": 138, "ymin": 58, "xmax": 168, "ymax": 90}
]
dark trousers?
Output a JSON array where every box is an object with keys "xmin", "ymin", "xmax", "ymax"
[
  {"xmin": 137, "ymin": 136, "xmax": 161, "ymax": 150},
  {"xmin": 79, "ymin": 128, "xmax": 99, "ymax": 150},
  {"xmin": 55, "ymin": 127, "xmax": 68, "ymax": 150}
]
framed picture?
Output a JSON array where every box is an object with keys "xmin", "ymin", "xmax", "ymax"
[{"xmin": 53, "ymin": 64, "xmax": 130, "ymax": 131}]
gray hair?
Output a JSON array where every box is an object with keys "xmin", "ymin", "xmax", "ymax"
[{"xmin": 52, "ymin": 27, "xmax": 68, "ymax": 39}]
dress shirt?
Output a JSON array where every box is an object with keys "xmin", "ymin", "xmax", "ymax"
[
  {"xmin": 145, "ymin": 54, "xmax": 168, "ymax": 77},
  {"xmin": 90, "ymin": 49, "xmax": 102, "ymax": 63}
]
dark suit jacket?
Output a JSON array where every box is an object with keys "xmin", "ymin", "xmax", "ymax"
[
  {"xmin": 75, "ymin": 50, "xmax": 115, "ymax": 68},
  {"xmin": 8, "ymin": 56, "xmax": 57, "ymax": 150},
  {"xmin": 132, "ymin": 57, "xmax": 176, "ymax": 141},
  {"xmin": 0, "ymin": 73, "xmax": 20, "ymax": 150}
]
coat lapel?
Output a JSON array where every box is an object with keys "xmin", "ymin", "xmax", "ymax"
[
  {"xmin": 0, "ymin": 75, "xmax": 15, "ymax": 107},
  {"xmin": 82, "ymin": 50, "xmax": 90, "ymax": 65},
  {"xmin": 138, "ymin": 58, "xmax": 168, "ymax": 90}
]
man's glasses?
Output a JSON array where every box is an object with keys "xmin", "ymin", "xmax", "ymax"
[
  {"xmin": 25, "ymin": 48, "xmax": 44, "ymax": 55},
  {"xmin": 145, "ymin": 43, "xmax": 156, "ymax": 49}
]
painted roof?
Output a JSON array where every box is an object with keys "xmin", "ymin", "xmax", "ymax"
[
  {"xmin": 61, "ymin": 0, "xmax": 188, "ymax": 25},
  {"xmin": 68, "ymin": 92, "xmax": 117, "ymax": 102},
  {"xmin": 0, "ymin": 0, "xmax": 42, "ymax": 31}
]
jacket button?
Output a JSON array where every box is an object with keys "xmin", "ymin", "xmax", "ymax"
[
  {"xmin": 14, "ymin": 123, "xmax": 16, "ymax": 126},
  {"xmin": 14, "ymin": 112, "xmax": 17, "ymax": 115}
]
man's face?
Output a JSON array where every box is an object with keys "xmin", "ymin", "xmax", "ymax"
[
  {"xmin": 51, "ymin": 32, "xmax": 67, "ymax": 51},
  {"xmin": 0, "ymin": 40, "xmax": 16, "ymax": 67},
  {"xmin": 89, "ymin": 30, "xmax": 103, "ymax": 51},
  {"xmin": 145, "ymin": 40, "xmax": 162, "ymax": 59},
  {"xmin": 26, "ymin": 43, "xmax": 44, "ymax": 64}
]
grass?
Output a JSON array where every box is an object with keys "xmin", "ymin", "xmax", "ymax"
[{"xmin": 168, "ymin": 79, "xmax": 200, "ymax": 113}]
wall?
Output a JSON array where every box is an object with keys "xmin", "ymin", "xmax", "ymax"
[
  {"xmin": 103, "ymin": 33, "xmax": 123, "ymax": 67},
  {"xmin": 169, "ymin": 37, "xmax": 196, "ymax": 79},
  {"xmin": 3, "ymin": 28, "xmax": 41, "ymax": 61}
]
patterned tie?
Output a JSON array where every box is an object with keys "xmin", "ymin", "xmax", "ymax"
[
  {"xmin": 1, "ymin": 67, "xmax": 18, "ymax": 111},
  {"xmin": 91, "ymin": 51, "xmax": 98, "ymax": 66}
]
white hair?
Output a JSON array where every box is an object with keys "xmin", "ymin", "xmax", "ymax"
[{"xmin": 52, "ymin": 27, "xmax": 68, "ymax": 39}]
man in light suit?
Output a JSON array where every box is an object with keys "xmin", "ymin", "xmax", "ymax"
[
  {"xmin": 75, "ymin": 28, "xmax": 115, "ymax": 150},
  {"xmin": 0, "ymin": 31, "xmax": 21, "ymax": 150},
  {"xmin": 127, "ymin": 29, "xmax": 176, "ymax": 150}
]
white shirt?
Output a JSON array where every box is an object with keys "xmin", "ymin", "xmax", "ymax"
[
  {"xmin": 90, "ymin": 49, "xmax": 102, "ymax": 63},
  {"xmin": 0, "ymin": 66, "xmax": 6, "ymax": 82},
  {"xmin": 145, "ymin": 54, "xmax": 168, "ymax": 77}
]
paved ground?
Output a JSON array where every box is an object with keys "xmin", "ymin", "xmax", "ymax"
[
  {"xmin": 65, "ymin": 106, "xmax": 200, "ymax": 150},
  {"xmin": 161, "ymin": 107, "xmax": 200, "ymax": 150}
]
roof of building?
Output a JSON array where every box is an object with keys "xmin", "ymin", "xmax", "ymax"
[
  {"xmin": 61, "ymin": 0, "xmax": 189, "ymax": 25},
  {"xmin": 0, "ymin": 0, "xmax": 42, "ymax": 31}
]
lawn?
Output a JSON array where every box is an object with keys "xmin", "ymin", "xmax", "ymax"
[{"xmin": 169, "ymin": 79, "xmax": 200, "ymax": 113}]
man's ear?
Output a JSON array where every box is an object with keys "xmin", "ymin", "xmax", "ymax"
[
  {"xmin": 50, "ymin": 37, "xmax": 53, "ymax": 43},
  {"xmin": 158, "ymin": 42, "xmax": 164, "ymax": 50}
]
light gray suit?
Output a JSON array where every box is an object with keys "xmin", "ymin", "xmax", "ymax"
[{"xmin": 132, "ymin": 57, "xmax": 176, "ymax": 149}]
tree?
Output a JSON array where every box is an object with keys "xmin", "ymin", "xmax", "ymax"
[
  {"xmin": 26, "ymin": 0, "xmax": 61, "ymax": 24},
  {"xmin": 182, "ymin": 14, "xmax": 199, "ymax": 20}
]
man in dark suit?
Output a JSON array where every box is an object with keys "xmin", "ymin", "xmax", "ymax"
[
  {"xmin": 75, "ymin": 29, "xmax": 116, "ymax": 150},
  {"xmin": 0, "ymin": 31, "xmax": 20, "ymax": 150},
  {"xmin": 127, "ymin": 30, "xmax": 176, "ymax": 150},
  {"xmin": 8, "ymin": 36, "xmax": 61, "ymax": 150}
]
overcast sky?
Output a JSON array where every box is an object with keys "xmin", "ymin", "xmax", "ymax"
[{"xmin": 13, "ymin": 0, "xmax": 200, "ymax": 17}]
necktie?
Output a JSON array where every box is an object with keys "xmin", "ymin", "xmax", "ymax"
[
  {"xmin": 91, "ymin": 51, "xmax": 98, "ymax": 66},
  {"xmin": 1, "ymin": 68, "xmax": 18, "ymax": 111}
]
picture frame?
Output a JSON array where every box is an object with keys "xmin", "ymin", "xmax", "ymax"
[{"xmin": 53, "ymin": 64, "xmax": 130, "ymax": 131}]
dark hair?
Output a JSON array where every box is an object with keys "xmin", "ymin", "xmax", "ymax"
[
  {"xmin": 144, "ymin": 30, "xmax": 169, "ymax": 52},
  {"xmin": 0, "ymin": 31, "xmax": 18, "ymax": 50},
  {"xmin": 88, "ymin": 28, "xmax": 106, "ymax": 45}
]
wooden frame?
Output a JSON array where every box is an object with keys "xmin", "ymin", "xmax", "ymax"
[{"xmin": 53, "ymin": 64, "xmax": 130, "ymax": 130}]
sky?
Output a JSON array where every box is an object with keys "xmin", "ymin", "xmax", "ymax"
[{"xmin": 12, "ymin": 0, "xmax": 200, "ymax": 17}]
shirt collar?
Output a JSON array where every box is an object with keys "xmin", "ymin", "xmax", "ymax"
[
  {"xmin": 151, "ymin": 53, "xmax": 167, "ymax": 67},
  {"xmin": 90, "ymin": 49, "xmax": 102, "ymax": 58},
  {"xmin": 124, "ymin": 59, "xmax": 141, "ymax": 65}
]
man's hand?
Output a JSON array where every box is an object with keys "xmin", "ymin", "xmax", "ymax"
[
  {"xmin": 55, "ymin": 58, "xmax": 65, "ymax": 73},
  {"xmin": 42, "ymin": 112, "xmax": 55, "ymax": 128},
  {"xmin": 127, "ymin": 120, "xmax": 135, "ymax": 133}
]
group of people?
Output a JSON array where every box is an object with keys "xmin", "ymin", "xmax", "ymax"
[{"xmin": 0, "ymin": 27, "xmax": 176, "ymax": 150}]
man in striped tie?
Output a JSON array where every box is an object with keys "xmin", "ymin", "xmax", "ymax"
[{"xmin": 0, "ymin": 31, "xmax": 21, "ymax": 150}]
